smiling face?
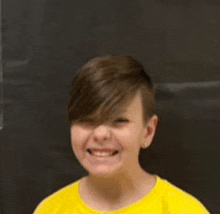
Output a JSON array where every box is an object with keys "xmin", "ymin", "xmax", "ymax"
[{"xmin": 70, "ymin": 90, "xmax": 158, "ymax": 178}]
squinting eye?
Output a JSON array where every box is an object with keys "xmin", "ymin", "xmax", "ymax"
[{"xmin": 115, "ymin": 118, "xmax": 129, "ymax": 123}]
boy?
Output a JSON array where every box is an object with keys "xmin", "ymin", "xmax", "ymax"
[{"xmin": 33, "ymin": 54, "xmax": 210, "ymax": 213}]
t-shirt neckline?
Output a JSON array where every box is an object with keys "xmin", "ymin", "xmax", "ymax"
[{"xmin": 75, "ymin": 174, "xmax": 164, "ymax": 213}]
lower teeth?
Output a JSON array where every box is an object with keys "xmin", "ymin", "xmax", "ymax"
[
  {"xmin": 92, "ymin": 153, "xmax": 112, "ymax": 157},
  {"xmin": 94, "ymin": 155, "xmax": 111, "ymax": 157}
]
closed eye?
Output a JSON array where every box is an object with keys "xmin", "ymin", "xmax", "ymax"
[
  {"xmin": 115, "ymin": 118, "xmax": 129, "ymax": 123},
  {"xmin": 78, "ymin": 118, "xmax": 129, "ymax": 126}
]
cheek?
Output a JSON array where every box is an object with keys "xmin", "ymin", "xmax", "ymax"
[
  {"xmin": 125, "ymin": 127, "xmax": 143, "ymax": 148},
  {"xmin": 70, "ymin": 127, "xmax": 86, "ymax": 154},
  {"xmin": 117, "ymin": 127, "xmax": 138, "ymax": 145},
  {"xmin": 117, "ymin": 127, "xmax": 132, "ymax": 138}
]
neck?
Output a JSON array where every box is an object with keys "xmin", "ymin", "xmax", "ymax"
[{"xmin": 82, "ymin": 167, "xmax": 153, "ymax": 204}]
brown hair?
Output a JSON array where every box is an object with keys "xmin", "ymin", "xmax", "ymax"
[{"xmin": 66, "ymin": 54, "xmax": 157, "ymax": 127}]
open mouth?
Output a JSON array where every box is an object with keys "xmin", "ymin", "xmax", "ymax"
[{"xmin": 87, "ymin": 149, "xmax": 119, "ymax": 157}]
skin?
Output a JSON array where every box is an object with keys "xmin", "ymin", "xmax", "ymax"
[{"xmin": 70, "ymin": 90, "xmax": 158, "ymax": 211}]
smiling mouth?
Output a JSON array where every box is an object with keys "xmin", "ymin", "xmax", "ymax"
[{"xmin": 87, "ymin": 149, "xmax": 119, "ymax": 156}]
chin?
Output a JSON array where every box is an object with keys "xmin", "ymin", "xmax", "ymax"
[{"xmin": 87, "ymin": 166, "xmax": 126, "ymax": 179}]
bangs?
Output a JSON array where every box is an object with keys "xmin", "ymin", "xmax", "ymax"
[{"xmin": 68, "ymin": 76, "xmax": 140, "ymax": 125}]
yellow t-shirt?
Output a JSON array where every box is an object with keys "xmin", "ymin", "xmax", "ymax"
[{"xmin": 33, "ymin": 175, "xmax": 210, "ymax": 214}]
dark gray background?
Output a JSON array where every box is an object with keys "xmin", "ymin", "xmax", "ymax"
[{"xmin": 1, "ymin": 0, "xmax": 220, "ymax": 213}]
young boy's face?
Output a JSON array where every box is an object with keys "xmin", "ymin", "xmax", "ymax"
[{"xmin": 70, "ymin": 91, "xmax": 158, "ymax": 178}]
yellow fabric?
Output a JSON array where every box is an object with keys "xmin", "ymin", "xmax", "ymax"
[{"xmin": 33, "ymin": 175, "xmax": 210, "ymax": 214}]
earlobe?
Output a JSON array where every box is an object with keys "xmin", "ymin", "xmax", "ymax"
[{"xmin": 142, "ymin": 141, "xmax": 148, "ymax": 148}]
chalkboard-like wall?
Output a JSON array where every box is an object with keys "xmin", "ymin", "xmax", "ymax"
[{"xmin": 1, "ymin": 0, "xmax": 220, "ymax": 213}]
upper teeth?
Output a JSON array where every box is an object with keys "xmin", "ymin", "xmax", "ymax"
[{"xmin": 92, "ymin": 151, "xmax": 113, "ymax": 157}]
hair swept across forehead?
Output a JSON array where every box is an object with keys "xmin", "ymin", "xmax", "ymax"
[{"xmin": 67, "ymin": 54, "xmax": 157, "ymax": 126}]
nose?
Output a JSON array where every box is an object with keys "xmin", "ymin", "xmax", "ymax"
[{"xmin": 93, "ymin": 125, "xmax": 111, "ymax": 142}]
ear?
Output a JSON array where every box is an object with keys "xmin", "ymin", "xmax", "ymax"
[{"xmin": 142, "ymin": 115, "xmax": 158, "ymax": 149}]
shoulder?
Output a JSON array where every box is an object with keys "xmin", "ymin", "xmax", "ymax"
[
  {"xmin": 158, "ymin": 177, "xmax": 210, "ymax": 214},
  {"xmin": 33, "ymin": 179, "xmax": 80, "ymax": 214}
]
